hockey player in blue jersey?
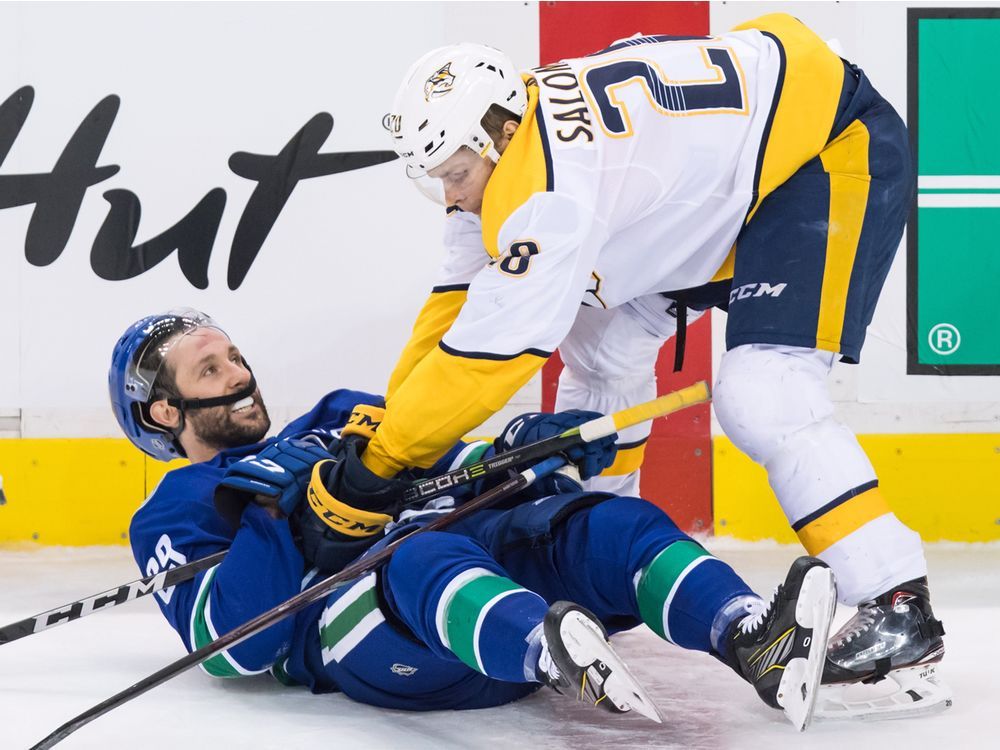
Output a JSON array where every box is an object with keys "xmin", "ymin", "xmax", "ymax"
[{"xmin": 110, "ymin": 308, "xmax": 837, "ymax": 730}]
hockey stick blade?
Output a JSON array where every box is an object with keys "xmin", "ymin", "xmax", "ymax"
[
  {"xmin": 403, "ymin": 380, "xmax": 710, "ymax": 504},
  {"xmin": 31, "ymin": 456, "xmax": 568, "ymax": 749},
  {"xmin": 0, "ymin": 550, "xmax": 227, "ymax": 646}
]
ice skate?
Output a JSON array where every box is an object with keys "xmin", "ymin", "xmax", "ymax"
[
  {"xmin": 816, "ymin": 576, "xmax": 951, "ymax": 721},
  {"xmin": 537, "ymin": 601, "xmax": 662, "ymax": 723},
  {"xmin": 724, "ymin": 556, "xmax": 837, "ymax": 731}
]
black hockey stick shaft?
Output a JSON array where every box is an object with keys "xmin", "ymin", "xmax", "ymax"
[
  {"xmin": 402, "ymin": 380, "xmax": 710, "ymax": 504},
  {"xmin": 0, "ymin": 550, "xmax": 227, "ymax": 646},
  {"xmin": 31, "ymin": 455, "xmax": 568, "ymax": 750}
]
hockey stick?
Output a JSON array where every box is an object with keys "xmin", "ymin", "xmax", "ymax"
[
  {"xmin": 403, "ymin": 380, "xmax": 711, "ymax": 504},
  {"xmin": 30, "ymin": 454, "xmax": 570, "ymax": 750},
  {"xmin": 0, "ymin": 550, "xmax": 227, "ymax": 646}
]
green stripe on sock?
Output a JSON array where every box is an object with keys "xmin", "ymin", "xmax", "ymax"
[
  {"xmin": 270, "ymin": 658, "xmax": 299, "ymax": 687},
  {"xmin": 320, "ymin": 587, "xmax": 379, "ymax": 650},
  {"xmin": 444, "ymin": 574, "xmax": 522, "ymax": 673},
  {"xmin": 191, "ymin": 568, "xmax": 241, "ymax": 678},
  {"xmin": 636, "ymin": 540, "xmax": 713, "ymax": 642}
]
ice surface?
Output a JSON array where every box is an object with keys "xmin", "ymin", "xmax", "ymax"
[{"xmin": 1, "ymin": 541, "xmax": 996, "ymax": 749}]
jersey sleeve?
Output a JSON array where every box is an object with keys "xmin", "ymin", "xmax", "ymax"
[
  {"xmin": 386, "ymin": 211, "xmax": 490, "ymax": 400},
  {"xmin": 130, "ymin": 468, "xmax": 306, "ymax": 678},
  {"xmin": 279, "ymin": 389, "xmax": 384, "ymax": 438},
  {"xmin": 365, "ymin": 192, "xmax": 602, "ymax": 476}
]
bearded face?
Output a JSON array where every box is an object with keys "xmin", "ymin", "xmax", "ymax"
[
  {"xmin": 183, "ymin": 386, "xmax": 271, "ymax": 453},
  {"xmin": 150, "ymin": 327, "xmax": 273, "ymax": 460}
]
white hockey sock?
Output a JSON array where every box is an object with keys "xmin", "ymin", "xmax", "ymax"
[{"xmin": 715, "ymin": 344, "xmax": 928, "ymax": 605}]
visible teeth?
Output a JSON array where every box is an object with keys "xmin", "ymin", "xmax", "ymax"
[{"xmin": 231, "ymin": 397, "xmax": 254, "ymax": 413}]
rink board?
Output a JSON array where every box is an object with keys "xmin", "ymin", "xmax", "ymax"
[
  {"xmin": 1, "ymin": 433, "xmax": 996, "ymax": 545},
  {"xmin": 714, "ymin": 434, "xmax": 1000, "ymax": 543}
]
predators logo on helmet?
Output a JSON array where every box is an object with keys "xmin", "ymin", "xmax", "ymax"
[
  {"xmin": 423, "ymin": 62, "xmax": 456, "ymax": 101},
  {"xmin": 387, "ymin": 43, "xmax": 527, "ymax": 177}
]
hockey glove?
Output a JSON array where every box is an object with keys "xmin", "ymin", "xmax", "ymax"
[
  {"xmin": 290, "ymin": 449, "xmax": 399, "ymax": 572},
  {"xmin": 342, "ymin": 402, "xmax": 384, "ymax": 442},
  {"xmin": 214, "ymin": 437, "xmax": 333, "ymax": 527},
  {"xmin": 322, "ymin": 436, "xmax": 409, "ymax": 514},
  {"xmin": 495, "ymin": 410, "xmax": 618, "ymax": 480}
]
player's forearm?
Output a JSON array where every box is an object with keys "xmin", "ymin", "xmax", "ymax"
[
  {"xmin": 364, "ymin": 343, "xmax": 548, "ymax": 477},
  {"xmin": 386, "ymin": 286, "xmax": 468, "ymax": 401}
]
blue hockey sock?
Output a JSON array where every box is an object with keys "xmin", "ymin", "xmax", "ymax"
[
  {"xmin": 434, "ymin": 567, "xmax": 549, "ymax": 683},
  {"xmin": 634, "ymin": 540, "xmax": 760, "ymax": 652}
]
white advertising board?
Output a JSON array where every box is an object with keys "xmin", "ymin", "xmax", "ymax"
[{"xmin": 0, "ymin": 1, "xmax": 540, "ymax": 437}]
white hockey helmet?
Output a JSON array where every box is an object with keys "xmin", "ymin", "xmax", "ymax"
[{"xmin": 384, "ymin": 42, "xmax": 528, "ymax": 178}]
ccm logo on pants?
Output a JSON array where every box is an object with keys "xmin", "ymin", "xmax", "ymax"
[{"xmin": 729, "ymin": 282, "xmax": 787, "ymax": 305}]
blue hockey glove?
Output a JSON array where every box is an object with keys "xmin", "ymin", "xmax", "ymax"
[
  {"xmin": 495, "ymin": 410, "xmax": 618, "ymax": 480},
  {"xmin": 214, "ymin": 437, "xmax": 333, "ymax": 527}
]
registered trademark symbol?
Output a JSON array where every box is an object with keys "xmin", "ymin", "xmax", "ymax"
[{"xmin": 928, "ymin": 323, "xmax": 961, "ymax": 355}]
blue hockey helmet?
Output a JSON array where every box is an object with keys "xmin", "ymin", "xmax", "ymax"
[{"xmin": 109, "ymin": 308, "xmax": 229, "ymax": 461}]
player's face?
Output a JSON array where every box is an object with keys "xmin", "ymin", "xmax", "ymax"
[
  {"xmin": 168, "ymin": 328, "xmax": 271, "ymax": 451},
  {"xmin": 428, "ymin": 147, "xmax": 495, "ymax": 215}
]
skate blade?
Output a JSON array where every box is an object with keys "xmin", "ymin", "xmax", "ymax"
[
  {"xmin": 561, "ymin": 612, "xmax": 664, "ymax": 724},
  {"xmin": 777, "ymin": 566, "xmax": 837, "ymax": 732},
  {"xmin": 815, "ymin": 663, "xmax": 953, "ymax": 721}
]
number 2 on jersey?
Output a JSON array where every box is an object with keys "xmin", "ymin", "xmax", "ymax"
[{"xmin": 581, "ymin": 44, "xmax": 748, "ymax": 138}]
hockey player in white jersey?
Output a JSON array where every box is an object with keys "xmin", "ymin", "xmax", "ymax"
[{"xmin": 332, "ymin": 13, "xmax": 948, "ymax": 720}]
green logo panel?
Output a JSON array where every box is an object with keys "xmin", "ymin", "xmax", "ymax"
[
  {"xmin": 916, "ymin": 207, "xmax": 1000, "ymax": 365},
  {"xmin": 910, "ymin": 9, "xmax": 1000, "ymax": 373}
]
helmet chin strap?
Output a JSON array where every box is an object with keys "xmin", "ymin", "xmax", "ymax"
[
  {"xmin": 160, "ymin": 373, "xmax": 257, "ymax": 459},
  {"xmin": 166, "ymin": 373, "xmax": 257, "ymax": 412},
  {"xmin": 144, "ymin": 361, "xmax": 258, "ymax": 460}
]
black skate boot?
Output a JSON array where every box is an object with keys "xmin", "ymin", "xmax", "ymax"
[
  {"xmin": 723, "ymin": 556, "xmax": 837, "ymax": 731},
  {"xmin": 536, "ymin": 601, "xmax": 662, "ymax": 723},
  {"xmin": 816, "ymin": 577, "xmax": 951, "ymax": 720}
]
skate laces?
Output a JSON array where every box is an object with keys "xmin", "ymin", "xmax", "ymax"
[
  {"xmin": 739, "ymin": 585, "xmax": 779, "ymax": 635},
  {"xmin": 832, "ymin": 605, "xmax": 878, "ymax": 647},
  {"xmin": 537, "ymin": 640, "xmax": 561, "ymax": 683}
]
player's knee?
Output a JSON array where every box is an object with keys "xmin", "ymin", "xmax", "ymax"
[
  {"xmin": 386, "ymin": 532, "xmax": 472, "ymax": 587},
  {"xmin": 583, "ymin": 498, "xmax": 695, "ymax": 580},
  {"xmin": 714, "ymin": 344, "xmax": 835, "ymax": 464},
  {"xmin": 384, "ymin": 531, "xmax": 492, "ymax": 630},
  {"xmin": 588, "ymin": 497, "xmax": 684, "ymax": 544}
]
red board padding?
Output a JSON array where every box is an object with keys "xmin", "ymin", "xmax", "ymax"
[
  {"xmin": 537, "ymin": 1, "xmax": 713, "ymax": 532},
  {"xmin": 539, "ymin": 2, "xmax": 709, "ymax": 63}
]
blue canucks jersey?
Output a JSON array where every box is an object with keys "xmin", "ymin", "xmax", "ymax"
[
  {"xmin": 129, "ymin": 389, "xmax": 483, "ymax": 678},
  {"xmin": 129, "ymin": 390, "xmax": 758, "ymax": 715}
]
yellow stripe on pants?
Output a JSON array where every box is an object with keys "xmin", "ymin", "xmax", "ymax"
[
  {"xmin": 733, "ymin": 13, "xmax": 846, "ymax": 218},
  {"xmin": 816, "ymin": 119, "xmax": 872, "ymax": 352}
]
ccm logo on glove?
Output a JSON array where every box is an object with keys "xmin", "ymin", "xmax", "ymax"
[
  {"xmin": 306, "ymin": 461, "xmax": 392, "ymax": 537},
  {"xmin": 342, "ymin": 403, "xmax": 385, "ymax": 442}
]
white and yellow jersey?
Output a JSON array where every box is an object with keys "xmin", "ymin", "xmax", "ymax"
[{"xmin": 368, "ymin": 13, "xmax": 847, "ymax": 477}]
